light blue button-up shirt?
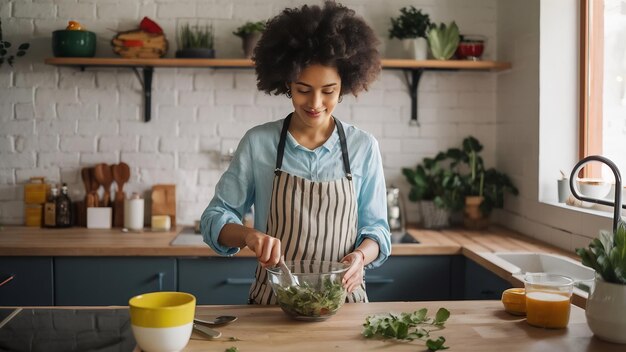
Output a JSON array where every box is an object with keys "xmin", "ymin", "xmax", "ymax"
[{"xmin": 201, "ymin": 118, "xmax": 391, "ymax": 269}]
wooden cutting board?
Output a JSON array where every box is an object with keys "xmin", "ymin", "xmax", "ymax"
[{"xmin": 151, "ymin": 184, "xmax": 176, "ymax": 225}]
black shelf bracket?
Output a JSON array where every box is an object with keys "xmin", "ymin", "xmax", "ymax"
[
  {"xmin": 131, "ymin": 67, "xmax": 154, "ymax": 122},
  {"xmin": 402, "ymin": 68, "xmax": 424, "ymax": 126}
]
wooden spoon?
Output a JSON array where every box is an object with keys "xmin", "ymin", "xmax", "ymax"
[
  {"xmin": 112, "ymin": 162, "xmax": 130, "ymax": 197},
  {"xmin": 88, "ymin": 167, "xmax": 100, "ymax": 207},
  {"xmin": 81, "ymin": 167, "xmax": 91, "ymax": 195},
  {"xmin": 94, "ymin": 163, "xmax": 113, "ymax": 207}
]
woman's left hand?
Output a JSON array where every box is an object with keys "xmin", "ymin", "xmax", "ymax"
[{"xmin": 340, "ymin": 251, "xmax": 365, "ymax": 293}]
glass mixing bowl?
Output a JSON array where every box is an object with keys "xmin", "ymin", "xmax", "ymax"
[{"xmin": 266, "ymin": 260, "xmax": 349, "ymax": 321}]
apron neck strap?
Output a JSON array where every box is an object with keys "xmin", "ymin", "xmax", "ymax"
[{"xmin": 275, "ymin": 113, "xmax": 352, "ymax": 180}]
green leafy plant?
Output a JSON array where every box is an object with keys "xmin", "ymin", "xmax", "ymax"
[
  {"xmin": 445, "ymin": 136, "xmax": 519, "ymax": 216},
  {"xmin": 177, "ymin": 23, "xmax": 214, "ymax": 49},
  {"xmin": 388, "ymin": 6, "xmax": 433, "ymax": 39},
  {"xmin": 233, "ymin": 21, "xmax": 265, "ymax": 38},
  {"xmin": 402, "ymin": 153, "xmax": 466, "ymax": 212},
  {"xmin": 576, "ymin": 220, "xmax": 626, "ymax": 284},
  {"xmin": 0, "ymin": 18, "xmax": 30, "ymax": 67},
  {"xmin": 225, "ymin": 347, "xmax": 239, "ymax": 352},
  {"xmin": 363, "ymin": 308, "xmax": 450, "ymax": 351},
  {"xmin": 427, "ymin": 21, "xmax": 460, "ymax": 60}
]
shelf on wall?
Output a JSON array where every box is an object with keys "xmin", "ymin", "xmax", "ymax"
[{"xmin": 44, "ymin": 57, "xmax": 512, "ymax": 123}]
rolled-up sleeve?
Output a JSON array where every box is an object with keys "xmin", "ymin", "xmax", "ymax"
[
  {"xmin": 200, "ymin": 132, "xmax": 255, "ymax": 256},
  {"xmin": 355, "ymin": 137, "xmax": 391, "ymax": 269}
]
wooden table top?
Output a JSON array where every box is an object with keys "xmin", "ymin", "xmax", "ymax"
[{"xmin": 183, "ymin": 301, "xmax": 618, "ymax": 351}]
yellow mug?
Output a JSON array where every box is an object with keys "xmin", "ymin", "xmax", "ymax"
[{"xmin": 129, "ymin": 291, "xmax": 196, "ymax": 352}]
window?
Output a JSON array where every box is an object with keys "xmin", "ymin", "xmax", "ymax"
[{"xmin": 581, "ymin": 0, "xmax": 626, "ymax": 178}]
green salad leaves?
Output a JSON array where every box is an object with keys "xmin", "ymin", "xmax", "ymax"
[
  {"xmin": 274, "ymin": 278, "xmax": 346, "ymax": 317},
  {"xmin": 363, "ymin": 308, "xmax": 450, "ymax": 351}
]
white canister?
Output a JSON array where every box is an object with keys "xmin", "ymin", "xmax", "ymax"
[{"xmin": 124, "ymin": 193, "xmax": 145, "ymax": 231}]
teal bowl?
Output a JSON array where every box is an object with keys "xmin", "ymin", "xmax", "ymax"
[{"xmin": 52, "ymin": 30, "xmax": 96, "ymax": 57}]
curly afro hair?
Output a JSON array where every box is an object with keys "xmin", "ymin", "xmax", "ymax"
[{"xmin": 253, "ymin": 1, "xmax": 381, "ymax": 97}]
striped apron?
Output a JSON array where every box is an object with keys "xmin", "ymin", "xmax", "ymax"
[{"xmin": 248, "ymin": 113, "xmax": 368, "ymax": 304}]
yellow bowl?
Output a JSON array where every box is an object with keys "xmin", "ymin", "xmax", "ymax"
[
  {"xmin": 501, "ymin": 288, "xmax": 526, "ymax": 316},
  {"xmin": 129, "ymin": 291, "xmax": 196, "ymax": 352}
]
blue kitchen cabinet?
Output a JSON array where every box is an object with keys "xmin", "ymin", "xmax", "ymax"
[
  {"xmin": 54, "ymin": 257, "xmax": 176, "ymax": 306},
  {"xmin": 178, "ymin": 257, "xmax": 257, "ymax": 304},
  {"xmin": 365, "ymin": 256, "xmax": 451, "ymax": 302},
  {"xmin": 0, "ymin": 257, "xmax": 54, "ymax": 306},
  {"xmin": 462, "ymin": 257, "xmax": 512, "ymax": 300}
]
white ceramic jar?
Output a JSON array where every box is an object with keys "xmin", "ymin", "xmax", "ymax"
[{"xmin": 585, "ymin": 276, "xmax": 626, "ymax": 344}]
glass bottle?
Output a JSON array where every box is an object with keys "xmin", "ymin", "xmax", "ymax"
[
  {"xmin": 44, "ymin": 185, "xmax": 58, "ymax": 228},
  {"xmin": 56, "ymin": 183, "xmax": 72, "ymax": 227}
]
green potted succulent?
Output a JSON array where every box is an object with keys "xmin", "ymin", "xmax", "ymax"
[
  {"xmin": 445, "ymin": 136, "xmax": 518, "ymax": 229},
  {"xmin": 402, "ymin": 153, "xmax": 465, "ymax": 229},
  {"xmin": 388, "ymin": 6, "xmax": 433, "ymax": 60},
  {"xmin": 427, "ymin": 21, "xmax": 460, "ymax": 60},
  {"xmin": 576, "ymin": 221, "xmax": 626, "ymax": 344},
  {"xmin": 233, "ymin": 21, "xmax": 265, "ymax": 59},
  {"xmin": 176, "ymin": 23, "xmax": 215, "ymax": 58}
]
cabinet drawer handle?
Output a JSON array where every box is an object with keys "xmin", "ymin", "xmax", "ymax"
[
  {"xmin": 365, "ymin": 277, "xmax": 394, "ymax": 284},
  {"xmin": 0, "ymin": 274, "xmax": 15, "ymax": 287},
  {"xmin": 157, "ymin": 272, "xmax": 165, "ymax": 291},
  {"xmin": 225, "ymin": 278, "xmax": 255, "ymax": 285}
]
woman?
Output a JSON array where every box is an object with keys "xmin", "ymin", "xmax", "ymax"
[{"xmin": 201, "ymin": 1, "xmax": 390, "ymax": 304}]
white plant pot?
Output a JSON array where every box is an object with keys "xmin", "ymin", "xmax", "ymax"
[
  {"xmin": 402, "ymin": 38, "xmax": 428, "ymax": 60},
  {"xmin": 585, "ymin": 276, "xmax": 626, "ymax": 344}
]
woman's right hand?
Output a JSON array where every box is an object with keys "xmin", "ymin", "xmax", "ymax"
[{"xmin": 244, "ymin": 231, "xmax": 282, "ymax": 268}]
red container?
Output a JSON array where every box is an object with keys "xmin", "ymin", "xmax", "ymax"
[{"xmin": 456, "ymin": 35, "xmax": 486, "ymax": 60}]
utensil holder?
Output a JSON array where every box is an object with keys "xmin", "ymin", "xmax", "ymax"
[{"xmin": 87, "ymin": 207, "xmax": 112, "ymax": 229}]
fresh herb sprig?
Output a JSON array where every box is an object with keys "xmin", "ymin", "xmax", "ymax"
[{"xmin": 363, "ymin": 308, "xmax": 450, "ymax": 351}]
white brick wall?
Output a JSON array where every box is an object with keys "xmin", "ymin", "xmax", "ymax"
[{"xmin": 0, "ymin": 0, "xmax": 500, "ymax": 225}]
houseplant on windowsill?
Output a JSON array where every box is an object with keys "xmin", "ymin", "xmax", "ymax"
[
  {"xmin": 233, "ymin": 21, "xmax": 265, "ymax": 59},
  {"xmin": 388, "ymin": 6, "xmax": 433, "ymax": 60},
  {"xmin": 446, "ymin": 136, "xmax": 518, "ymax": 229},
  {"xmin": 402, "ymin": 153, "xmax": 465, "ymax": 229},
  {"xmin": 176, "ymin": 23, "xmax": 215, "ymax": 58},
  {"xmin": 576, "ymin": 221, "xmax": 626, "ymax": 344}
]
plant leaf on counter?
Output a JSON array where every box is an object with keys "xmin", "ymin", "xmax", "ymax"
[{"xmin": 362, "ymin": 308, "xmax": 450, "ymax": 351}]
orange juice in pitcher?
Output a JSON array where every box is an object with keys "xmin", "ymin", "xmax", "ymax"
[
  {"xmin": 524, "ymin": 273, "xmax": 574, "ymax": 329},
  {"xmin": 526, "ymin": 291, "xmax": 571, "ymax": 328}
]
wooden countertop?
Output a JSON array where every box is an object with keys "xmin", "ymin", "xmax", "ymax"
[
  {"xmin": 0, "ymin": 225, "xmax": 574, "ymax": 258},
  {"xmin": 183, "ymin": 301, "xmax": 617, "ymax": 351},
  {"xmin": 15, "ymin": 301, "xmax": 603, "ymax": 351}
]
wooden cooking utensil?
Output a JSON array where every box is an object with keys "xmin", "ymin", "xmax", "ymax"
[
  {"xmin": 94, "ymin": 163, "xmax": 113, "ymax": 207},
  {"xmin": 89, "ymin": 167, "xmax": 100, "ymax": 207},
  {"xmin": 112, "ymin": 162, "xmax": 130, "ymax": 194},
  {"xmin": 111, "ymin": 163, "xmax": 131, "ymax": 227}
]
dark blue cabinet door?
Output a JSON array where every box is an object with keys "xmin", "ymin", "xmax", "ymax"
[
  {"xmin": 463, "ymin": 257, "xmax": 511, "ymax": 300},
  {"xmin": 55, "ymin": 257, "xmax": 176, "ymax": 306},
  {"xmin": 0, "ymin": 257, "xmax": 53, "ymax": 306},
  {"xmin": 178, "ymin": 257, "xmax": 257, "ymax": 304},
  {"xmin": 365, "ymin": 256, "xmax": 451, "ymax": 302}
]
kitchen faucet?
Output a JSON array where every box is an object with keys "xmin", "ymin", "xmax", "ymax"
[{"xmin": 569, "ymin": 155, "xmax": 624, "ymax": 232}]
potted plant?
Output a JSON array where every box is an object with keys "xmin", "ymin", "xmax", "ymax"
[
  {"xmin": 427, "ymin": 21, "xmax": 460, "ymax": 60},
  {"xmin": 576, "ymin": 221, "xmax": 626, "ymax": 344},
  {"xmin": 388, "ymin": 6, "xmax": 433, "ymax": 60},
  {"xmin": 445, "ymin": 136, "xmax": 518, "ymax": 229},
  {"xmin": 233, "ymin": 21, "xmax": 265, "ymax": 59},
  {"xmin": 402, "ymin": 153, "xmax": 465, "ymax": 229},
  {"xmin": 175, "ymin": 23, "xmax": 215, "ymax": 58}
]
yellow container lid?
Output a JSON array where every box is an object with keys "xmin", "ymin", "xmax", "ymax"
[{"xmin": 501, "ymin": 287, "xmax": 526, "ymax": 316}]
